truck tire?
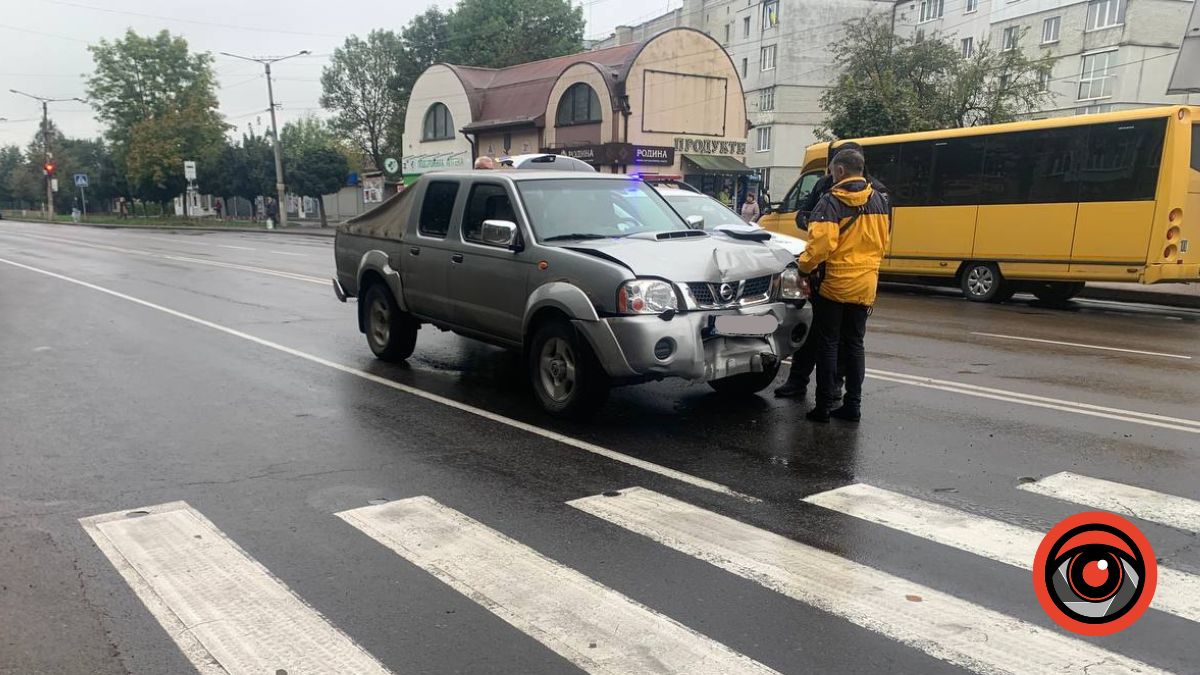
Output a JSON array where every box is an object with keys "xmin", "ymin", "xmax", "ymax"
[
  {"xmin": 1032, "ymin": 281, "xmax": 1085, "ymax": 305},
  {"xmin": 528, "ymin": 319, "xmax": 609, "ymax": 418},
  {"xmin": 707, "ymin": 362, "xmax": 781, "ymax": 396},
  {"xmin": 363, "ymin": 283, "xmax": 418, "ymax": 362},
  {"xmin": 960, "ymin": 262, "xmax": 1011, "ymax": 303}
]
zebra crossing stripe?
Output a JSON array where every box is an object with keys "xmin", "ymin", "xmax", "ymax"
[
  {"xmin": 804, "ymin": 483, "xmax": 1200, "ymax": 625},
  {"xmin": 337, "ymin": 496, "xmax": 777, "ymax": 674},
  {"xmin": 79, "ymin": 502, "xmax": 390, "ymax": 675},
  {"xmin": 569, "ymin": 487, "xmax": 1167, "ymax": 675},
  {"xmin": 1017, "ymin": 472, "xmax": 1200, "ymax": 534}
]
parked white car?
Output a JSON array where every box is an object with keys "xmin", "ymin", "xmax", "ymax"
[{"xmin": 654, "ymin": 186, "xmax": 807, "ymax": 257}]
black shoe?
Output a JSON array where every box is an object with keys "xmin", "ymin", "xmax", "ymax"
[
  {"xmin": 805, "ymin": 407, "xmax": 830, "ymax": 423},
  {"xmin": 829, "ymin": 406, "xmax": 861, "ymax": 422},
  {"xmin": 774, "ymin": 382, "xmax": 807, "ymax": 399}
]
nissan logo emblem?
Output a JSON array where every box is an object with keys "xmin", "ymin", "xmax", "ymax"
[{"xmin": 718, "ymin": 283, "xmax": 735, "ymax": 302}]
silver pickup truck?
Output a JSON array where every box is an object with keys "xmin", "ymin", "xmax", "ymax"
[{"xmin": 333, "ymin": 170, "xmax": 810, "ymax": 417}]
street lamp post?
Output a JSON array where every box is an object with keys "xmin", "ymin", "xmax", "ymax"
[
  {"xmin": 9, "ymin": 90, "xmax": 85, "ymax": 222},
  {"xmin": 219, "ymin": 50, "xmax": 310, "ymax": 229}
]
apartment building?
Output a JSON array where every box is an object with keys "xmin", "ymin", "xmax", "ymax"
[
  {"xmin": 592, "ymin": 0, "xmax": 891, "ymax": 195},
  {"xmin": 893, "ymin": 0, "xmax": 1199, "ymax": 117}
]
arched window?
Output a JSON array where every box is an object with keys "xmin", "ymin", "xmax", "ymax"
[
  {"xmin": 555, "ymin": 83, "xmax": 601, "ymax": 126},
  {"xmin": 423, "ymin": 103, "xmax": 454, "ymax": 141}
]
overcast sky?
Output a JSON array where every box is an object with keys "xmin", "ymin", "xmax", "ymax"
[{"xmin": 0, "ymin": 0, "xmax": 683, "ymax": 146}]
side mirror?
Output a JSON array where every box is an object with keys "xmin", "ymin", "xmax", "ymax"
[
  {"xmin": 685, "ymin": 214, "xmax": 705, "ymax": 230},
  {"xmin": 481, "ymin": 219, "xmax": 519, "ymax": 248}
]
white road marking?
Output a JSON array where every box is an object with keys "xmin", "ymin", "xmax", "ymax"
[
  {"xmin": 338, "ymin": 497, "xmax": 776, "ymax": 674},
  {"xmin": 970, "ymin": 332, "xmax": 1192, "ymax": 360},
  {"xmin": 0, "ymin": 231, "xmax": 327, "ymax": 285},
  {"xmin": 866, "ymin": 368, "xmax": 1200, "ymax": 435},
  {"xmin": 270, "ymin": 250, "xmax": 308, "ymax": 257},
  {"xmin": 805, "ymin": 483, "xmax": 1200, "ymax": 624},
  {"xmin": 570, "ymin": 487, "xmax": 1166, "ymax": 675},
  {"xmin": 218, "ymin": 244, "xmax": 256, "ymax": 250},
  {"xmin": 80, "ymin": 501, "xmax": 389, "ymax": 675},
  {"xmin": 1018, "ymin": 472, "xmax": 1200, "ymax": 534},
  {"xmin": 0, "ymin": 256, "xmax": 752, "ymax": 501}
]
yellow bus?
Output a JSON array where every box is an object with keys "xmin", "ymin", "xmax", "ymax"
[{"xmin": 758, "ymin": 105, "xmax": 1199, "ymax": 302}]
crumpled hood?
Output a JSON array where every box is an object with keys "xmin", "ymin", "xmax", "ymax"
[
  {"xmin": 831, "ymin": 178, "xmax": 873, "ymax": 207},
  {"xmin": 563, "ymin": 234, "xmax": 795, "ymax": 282}
]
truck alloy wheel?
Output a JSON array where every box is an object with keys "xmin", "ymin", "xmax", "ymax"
[
  {"xmin": 527, "ymin": 319, "xmax": 608, "ymax": 418},
  {"xmin": 363, "ymin": 284, "xmax": 418, "ymax": 362}
]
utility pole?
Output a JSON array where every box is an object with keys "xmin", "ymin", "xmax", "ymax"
[
  {"xmin": 9, "ymin": 90, "xmax": 85, "ymax": 222},
  {"xmin": 219, "ymin": 50, "xmax": 310, "ymax": 229}
]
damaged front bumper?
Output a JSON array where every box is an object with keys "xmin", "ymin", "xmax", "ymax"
[{"xmin": 574, "ymin": 301, "xmax": 809, "ymax": 383}]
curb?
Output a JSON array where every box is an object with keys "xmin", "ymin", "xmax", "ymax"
[
  {"xmin": 4, "ymin": 219, "xmax": 337, "ymax": 238},
  {"xmin": 1078, "ymin": 286, "xmax": 1200, "ymax": 310}
]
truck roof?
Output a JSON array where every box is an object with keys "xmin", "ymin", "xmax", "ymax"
[{"xmin": 418, "ymin": 170, "xmax": 635, "ymax": 182}]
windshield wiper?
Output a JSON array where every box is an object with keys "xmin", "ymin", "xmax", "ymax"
[{"xmin": 542, "ymin": 233, "xmax": 612, "ymax": 242}]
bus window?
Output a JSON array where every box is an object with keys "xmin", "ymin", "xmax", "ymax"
[
  {"xmin": 892, "ymin": 142, "xmax": 934, "ymax": 206},
  {"xmin": 863, "ymin": 144, "xmax": 901, "ymax": 198},
  {"xmin": 1027, "ymin": 127, "xmax": 1086, "ymax": 203},
  {"xmin": 1190, "ymin": 123, "xmax": 1200, "ymax": 170},
  {"xmin": 931, "ymin": 137, "xmax": 986, "ymax": 205},
  {"xmin": 1192, "ymin": 124, "xmax": 1200, "ymax": 171},
  {"xmin": 980, "ymin": 132, "xmax": 1027, "ymax": 204},
  {"xmin": 1078, "ymin": 118, "xmax": 1165, "ymax": 201}
]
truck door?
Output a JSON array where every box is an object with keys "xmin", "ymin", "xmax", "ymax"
[
  {"xmin": 401, "ymin": 180, "xmax": 461, "ymax": 321},
  {"xmin": 449, "ymin": 181, "xmax": 533, "ymax": 343}
]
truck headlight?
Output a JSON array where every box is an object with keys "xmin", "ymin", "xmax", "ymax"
[
  {"xmin": 618, "ymin": 279, "xmax": 678, "ymax": 314},
  {"xmin": 780, "ymin": 265, "xmax": 804, "ymax": 300}
]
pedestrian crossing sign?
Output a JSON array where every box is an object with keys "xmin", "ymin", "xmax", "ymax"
[{"xmin": 73, "ymin": 173, "xmax": 88, "ymax": 188}]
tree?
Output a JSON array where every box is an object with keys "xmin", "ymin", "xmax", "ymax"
[
  {"xmin": 402, "ymin": 7, "xmax": 451, "ymax": 75},
  {"xmin": 445, "ymin": 0, "xmax": 584, "ymax": 68},
  {"xmin": 817, "ymin": 17, "xmax": 1053, "ymax": 139},
  {"xmin": 86, "ymin": 30, "xmax": 227, "ymax": 207},
  {"xmin": 320, "ymin": 30, "xmax": 413, "ymax": 171},
  {"xmin": 285, "ymin": 146, "xmax": 349, "ymax": 227},
  {"xmin": 0, "ymin": 144, "xmax": 37, "ymax": 208},
  {"xmin": 204, "ymin": 129, "xmax": 274, "ymax": 217}
]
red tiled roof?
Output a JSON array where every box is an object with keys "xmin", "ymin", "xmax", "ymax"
[{"xmin": 444, "ymin": 42, "xmax": 644, "ymax": 133}]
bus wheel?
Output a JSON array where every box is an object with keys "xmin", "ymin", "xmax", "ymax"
[
  {"xmin": 1032, "ymin": 282, "xmax": 1085, "ymax": 305},
  {"xmin": 961, "ymin": 262, "xmax": 1009, "ymax": 303}
]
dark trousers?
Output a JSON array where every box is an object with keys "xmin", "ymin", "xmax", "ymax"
[
  {"xmin": 787, "ymin": 300, "xmax": 847, "ymax": 390},
  {"xmin": 813, "ymin": 297, "xmax": 869, "ymax": 411}
]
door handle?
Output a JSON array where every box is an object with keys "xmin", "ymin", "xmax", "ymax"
[
  {"xmin": 450, "ymin": 253, "xmax": 464, "ymax": 264},
  {"xmin": 409, "ymin": 247, "xmax": 420, "ymax": 256}
]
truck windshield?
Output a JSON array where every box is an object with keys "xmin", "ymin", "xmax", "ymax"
[{"xmin": 516, "ymin": 179, "xmax": 686, "ymax": 242}]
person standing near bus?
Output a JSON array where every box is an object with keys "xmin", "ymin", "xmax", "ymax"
[
  {"xmin": 776, "ymin": 141, "xmax": 885, "ymax": 399},
  {"xmin": 797, "ymin": 149, "xmax": 890, "ymax": 422}
]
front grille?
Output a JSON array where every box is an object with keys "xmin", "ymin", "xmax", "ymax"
[
  {"xmin": 686, "ymin": 275, "xmax": 774, "ymax": 308},
  {"xmin": 741, "ymin": 275, "xmax": 771, "ymax": 297},
  {"xmin": 688, "ymin": 282, "xmax": 715, "ymax": 305}
]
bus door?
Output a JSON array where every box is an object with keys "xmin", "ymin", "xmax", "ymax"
[{"xmin": 758, "ymin": 170, "xmax": 823, "ymax": 236}]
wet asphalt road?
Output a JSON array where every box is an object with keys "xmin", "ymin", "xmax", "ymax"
[{"xmin": 1, "ymin": 220, "xmax": 1198, "ymax": 674}]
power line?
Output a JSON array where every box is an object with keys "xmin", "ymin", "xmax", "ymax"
[{"xmin": 38, "ymin": 0, "xmax": 344, "ymax": 39}]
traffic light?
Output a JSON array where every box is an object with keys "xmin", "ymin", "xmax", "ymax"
[{"xmin": 43, "ymin": 161, "xmax": 55, "ymax": 176}]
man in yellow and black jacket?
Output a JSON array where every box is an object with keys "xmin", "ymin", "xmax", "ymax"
[{"xmin": 796, "ymin": 149, "xmax": 891, "ymax": 422}]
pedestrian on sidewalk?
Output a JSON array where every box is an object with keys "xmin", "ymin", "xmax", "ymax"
[
  {"xmin": 739, "ymin": 191, "xmax": 760, "ymax": 223},
  {"xmin": 474, "ymin": 156, "xmax": 496, "ymax": 170},
  {"xmin": 796, "ymin": 149, "xmax": 890, "ymax": 423},
  {"xmin": 265, "ymin": 197, "xmax": 279, "ymax": 228}
]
